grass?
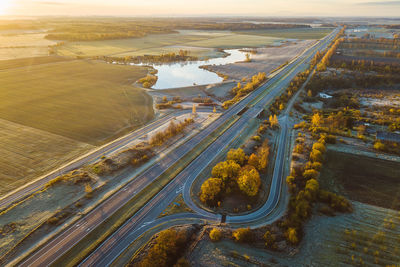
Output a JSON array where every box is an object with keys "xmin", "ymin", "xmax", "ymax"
[
  {"xmin": 50, "ymin": 115, "xmax": 239, "ymax": 267},
  {"xmin": 0, "ymin": 118, "xmax": 94, "ymax": 196},
  {"xmin": 184, "ymin": 34, "xmax": 281, "ymax": 48},
  {"xmin": 0, "ymin": 56, "xmax": 70, "ymax": 70},
  {"xmin": 0, "ymin": 33, "xmax": 56, "ymax": 60},
  {"xmin": 55, "ymin": 30, "xmax": 282, "ymax": 58},
  {"xmin": 236, "ymin": 27, "xmax": 333, "ymax": 40},
  {"xmin": 158, "ymin": 194, "xmax": 193, "ymax": 218},
  {"xmin": 0, "ymin": 59, "xmax": 153, "ymax": 145},
  {"xmin": 56, "ymin": 31, "xmax": 221, "ymax": 58},
  {"xmin": 319, "ymin": 150, "xmax": 400, "ymax": 210}
]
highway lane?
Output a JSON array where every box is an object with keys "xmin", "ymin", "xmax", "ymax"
[
  {"xmin": 78, "ymin": 28, "xmax": 339, "ymax": 267},
  {"xmin": 17, "ymin": 50, "xmax": 312, "ymax": 266},
  {"xmin": 0, "ymin": 108, "xmax": 204, "ymax": 210},
  {"xmin": 17, "ymin": 28, "xmax": 338, "ymax": 267}
]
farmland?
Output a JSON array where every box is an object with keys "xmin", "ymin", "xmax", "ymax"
[
  {"xmin": 235, "ymin": 27, "xmax": 333, "ymax": 40},
  {"xmin": 55, "ymin": 30, "xmax": 282, "ymax": 58},
  {"xmin": 0, "ymin": 118, "xmax": 93, "ymax": 196},
  {"xmin": 0, "ymin": 32, "xmax": 56, "ymax": 60},
  {"xmin": 0, "ymin": 58, "xmax": 153, "ymax": 194},
  {"xmin": 0, "ymin": 59, "xmax": 153, "ymax": 145}
]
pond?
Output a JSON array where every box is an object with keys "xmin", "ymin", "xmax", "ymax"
[{"xmin": 131, "ymin": 49, "xmax": 248, "ymax": 89}]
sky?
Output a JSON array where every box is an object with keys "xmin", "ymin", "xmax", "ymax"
[{"xmin": 2, "ymin": 0, "xmax": 400, "ymax": 17}]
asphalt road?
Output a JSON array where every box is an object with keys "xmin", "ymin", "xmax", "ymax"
[
  {"xmin": 17, "ymin": 52, "xmax": 304, "ymax": 266},
  {"xmin": 0, "ymin": 108, "xmax": 210, "ymax": 211},
  {"xmin": 16, "ymin": 28, "xmax": 339, "ymax": 267},
  {"xmin": 77, "ymin": 28, "xmax": 340, "ymax": 267}
]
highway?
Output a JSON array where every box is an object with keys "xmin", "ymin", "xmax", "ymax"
[
  {"xmin": 15, "ymin": 28, "xmax": 338, "ymax": 267},
  {"xmin": 76, "ymin": 28, "xmax": 339, "ymax": 267},
  {"xmin": 16, "ymin": 49, "xmax": 307, "ymax": 266},
  {"xmin": 0, "ymin": 108, "xmax": 211, "ymax": 211}
]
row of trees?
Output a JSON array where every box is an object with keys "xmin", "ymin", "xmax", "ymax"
[
  {"xmin": 222, "ymin": 72, "xmax": 267, "ymax": 109},
  {"xmin": 149, "ymin": 118, "xmax": 194, "ymax": 146},
  {"xmin": 282, "ymin": 134, "xmax": 352, "ymax": 245},
  {"xmin": 200, "ymin": 141, "xmax": 270, "ymax": 207},
  {"xmin": 315, "ymin": 26, "xmax": 347, "ymax": 72},
  {"xmin": 100, "ymin": 51, "xmax": 198, "ymax": 65},
  {"xmin": 136, "ymin": 229, "xmax": 189, "ymax": 267}
]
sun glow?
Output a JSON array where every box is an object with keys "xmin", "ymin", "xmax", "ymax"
[{"xmin": 0, "ymin": 0, "xmax": 12, "ymax": 15}]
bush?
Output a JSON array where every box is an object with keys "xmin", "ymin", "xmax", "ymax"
[
  {"xmin": 310, "ymin": 149, "xmax": 323, "ymax": 162},
  {"xmin": 374, "ymin": 141, "xmax": 386, "ymax": 151},
  {"xmin": 209, "ymin": 228, "xmax": 222, "ymax": 242},
  {"xmin": 232, "ymin": 228, "xmax": 252, "ymax": 242},
  {"xmin": 285, "ymin": 227, "xmax": 299, "ymax": 244},
  {"xmin": 303, "ymin": 169, "xmax": 319, "ymax": 180}
]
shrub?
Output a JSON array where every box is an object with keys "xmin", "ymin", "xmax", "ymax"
[
  {"xmin": 310, "ymin": 149, "xmax": 323, "ymax": 162},
  {"xmin": 373, "ymin": 141, "xmax": 386, "ymax": 151},
  {"xmin": 209, "ymin": 228, "xmax": 222, "ymax": 242},
  {"xmin": 247, "ymin": 153, "xmax": 260, "ymax": 170},
  {"xmin": 232, "ymin": 228, "xmax": 252, "ymax": 242},
  {"xmin": 303, "ymin": 169, "xmax": 319, "ymax": 180},
  {"xmin": 285, "ymin": 227, "xmax": 299, "ymax": 244},
  {"xmin": 312, "ymin": 142, "xmax": 326, "ymax": 153}
]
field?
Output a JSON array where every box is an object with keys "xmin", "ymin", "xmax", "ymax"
[
  {"xmin": 235, "ymin": 27, "xmax": 333, "ymax": 40},
  {"xmin": 0, "ymin": 58, "xmax": 154, "ymax": 194},
  {"xmin": 55, "ymin": 30, "xmax": 282, "ymax": 58},
  {"xmin": 319, "ymin": 150, "xmax": 400, "ymax": 210},
  {"xmin": 0, "ymin": 59, "xmax": 153, "ymax": 145},
  {"xmin": 0, "ymin": 32, "xmax": 56, "ymax": 60},
  {"xmin": 0, "ymin": 119, "xmax": 93, "ymax": 196}
]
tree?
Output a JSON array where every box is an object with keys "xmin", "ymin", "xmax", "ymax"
[
  {"xmin": 264, "ymin": 231, "xmax": 276, "ymax": 248},
  {"xmin": 209, "ymin": 228, "xmax": 222, "ymax": 242},
  {"xmin": 312, "ymin": 142, "xmax": 326, "ymax": 153},
  {"xmin": 199, "ymin": 178, "xmax": 223, "ymax": 205},
  {"xmin": 286, "ymin": 227, "xmax": 299, "ymax": 244},
  {"xmin": 211, "ymin": 160, "xmax": 241, "ymax": 182},
  {"xmin": 305, "ymin": 178, "xmax": 319, "ymax": 201},
  {"xmin": 237, "ymin": 165, "xmax": 261, "ymax": 197},
  {"xmin": 232, "ymin": 228, "xmax": 252, "ymax": 242},
  {"xmin": 174, "ymin": 258, "xmax": 190, "ymax": 267},
  {"xmin": 307, "ymin": 90, "xmax": 313, "ymax": 97},
  {"xmin": 311, "ymin": 113, "xmax": 323, "ymax": 127},
  {"xmin": 373, "ymin": 141, "xmax": 385, "ymax": 151},
  {"xmin": 245, "ymin": 53, "xmax": 251, "ymax": 62},
  {"xmin": 257, "ymin": 140, "xmax": 270, "ymax": 170},
  {"xmin": 303, "ymin": 169, "xmax": 319, "ymax": 180},
  {"xmin": 310, "ymin": 149, "xmax": 323, "ymax": 162},
  {"xmin": 279, "ymin": 103, "xmax": 285, "ymax": 110},
  {"xmin": 247, "ymin": 153, "xmax": 260, "ymax": 170},
  {"xmin": 227, "ymin": 148, "xmax": 246, "ymax": 166}
]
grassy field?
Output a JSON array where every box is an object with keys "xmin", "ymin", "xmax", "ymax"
[
  {"xmin": 320, "ymin": 150, "xmax": 400, "ymax": 210},
  {"xmin": 0, "ymin": 59, "xmax": 153, "ymax": 145},
  {"xmin": 0, "ymin": 56, "xmax": 70, "ymax": 70},
  {"xmin": 55, "ymin": 30, "xmax": 282, "ymax": 58},
  {"xmin": 0, "ymin": 33, "xmax": 56, "ymax": 60},
  {"xmin": 236, "ymin": 27, "xmax": 333, "ymax": 40},
  {"xmin": 0, "ymin": 118, "xmax": 94, "ymax": 196}
]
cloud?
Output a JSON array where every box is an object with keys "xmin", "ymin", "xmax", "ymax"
[{"xmin": 358, "ymin": 1, "xmax": 400, "ymax": 5}]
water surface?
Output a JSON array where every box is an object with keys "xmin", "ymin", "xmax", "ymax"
[{"xmin": 132, "ymin": 49, "xmax": 247, "ymax": 89}]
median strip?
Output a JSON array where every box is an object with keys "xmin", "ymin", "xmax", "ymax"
[{"xmin": 50, "ymin": 115, "xmax": 239, "ymax": 267}]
